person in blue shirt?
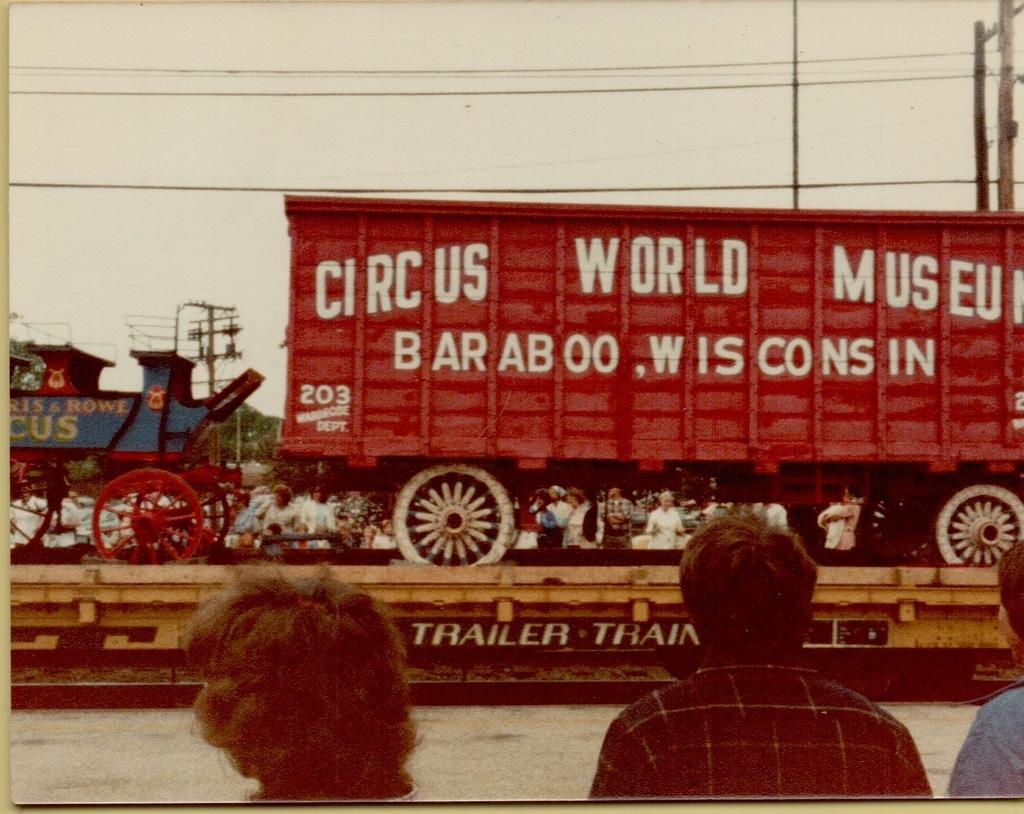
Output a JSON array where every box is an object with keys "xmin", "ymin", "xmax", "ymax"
[
  {"xmin": 948, "ymin": 541, "xmax": 1024, "ymax": 798},
  {"xmin": 531, "ymin": 486, "xmax": 571, "ymax": 549},
  {"xmin": 228, "ymin": 491, "xmax": 262, "ymax": 549}
]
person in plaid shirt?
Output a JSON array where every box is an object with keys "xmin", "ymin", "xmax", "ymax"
[
  {"xmin": 601, "ymin": 487, "xmax": 633, "ymax": 549},
  {"xmin": 590, "ymin": 513, "xmax": 931, "ymax": 799}
]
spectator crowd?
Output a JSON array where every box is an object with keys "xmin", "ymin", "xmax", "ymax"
[
  {"xmin": 13, "ymin": 479, "xmax": 851, "ymax": 555},
  {"xmin": 525, "ymin": 484, "xmax": 789, "ymax": 551},
  {"xmin": 185, "ymin": 512, "xmax": 1024, "ymax": 802},
  {"xmin": 224, "ymin": 485, "xmax": 394, "ymax": 551},
  {"xmin": 9, "ymin": 483, "xmax": 397, "ymax": 552}
]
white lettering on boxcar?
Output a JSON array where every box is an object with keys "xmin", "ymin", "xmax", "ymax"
[
  {"xmin": 394, "ymin": 250, "xmax": 423, "ymax": 310},
  {"xmin": 822, "ymin": 337, "xmax": 875, "ymax": 377},
  {"xmin": 528, "ymin": 333, "xmax": 554, "ymax": 372},
  {"xmin": 722, "ymin": 239, "xmax": 748, "ymax": 295},
  {"xmin": 1015, "ymin": 269, "xmax": 1024, "ymax": 325},
  {"xmin": 460, "ymin": 332, "xmax": 487, "ymax": 372},
  {"xmin": 630, "ymin": 236, "xmax": 657, "ymax": 294},
  {"xmin": 699, "ymin": 336, "xmax": 745, "ymax": 375},
  {"xmin": 833, "ymin": 245, "xmax": 875, "ymax": 303},
  {"xmin": 315, "ymin": 260, "xmax": 342, "ymax": 319},
  {"xmin": 432, "ymin": 331, "xmax": 487, "ymax": 372},
  {"xmin": 497, "ymin": 334, "xmax": 526, "ymax": 372},
  {"xmin": 563, "ymin": 334, "xmax": 620, "ymax": 375},
  {"xmin": 713, "ymin": 336, "xmax": 745, "ymax": 375},
  {"xmin": 315, "ymin": 259, "xmax": 355, "ymax": 319},
  {"xmin": 630, "ymin": 236, "xmax": 684, "ymax": 295},
  {"xmin": 489, "ymin": 333, "xmax": 556, "ymax": 374},
  {"xmin": 432, "ymin": 333, "xmax": 459, "ymax": 370},
  {"xmin": 950, "ymin": 260, "xmax": 974, "ymax": 318},
  {"xmin": 694, "ymin": 238, "xmax": 714, "ymax": 294},
  {"xmin": 366, "ymin": 254, "xmax": 394, "ymax": 314},
  {"xmin": 394, "ymin": 331, "xmax": 422, "ymax": 370},
  {"xmin": 885, "ymin": 252, "xmax": 939, "ymax": 310},
  {"xmin": 888, "ymin": 338, "xmax": 935, "ymax": 377},
  {"xmin": 649, "ymin": 335, "xmax": 684, "ymax": 374},
  {"xmin": 757, "ymin": 337, "xmax": 813, "ymax": 377},
  {"xmin": 575, "ymin": 237, "xmax": 619, "ymax": 294},
  {"xmin": 434, "ymin": 243, "xmax": 489, "ymax": 304},
  {"xmin": 658, "ymin": 237, "xmax": 684, "ymax": 294},
  {"xmin": 951, "ymin": 260, "xmax": 1002, "ymax": 321}
]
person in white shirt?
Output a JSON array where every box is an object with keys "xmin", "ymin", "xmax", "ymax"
[
  {"xmin": 372, "ymin": 519, "xmax": 397, "ymax": 550},
  {"xmin": 300, "ymin": 486, "xmax": 337, "ymax": 536},
  {"xmin": 645, "ymin": 491, "xmax": 686, "ymax": 550},
  {"xmin": 816, "ymin": 487, "xmax": 863, "ymax": 551},
  {"xmin": 565, "ymin": 487, "xmax": 598, "ymax": 548},
  {"xmin": 49, "ymin": 495, "xmax": 81, "ymax": 548},
  {"xmin": 259, "ymin": 485, "xmax": 301, "ymax": 535},
  {"xmin": 10, "ymin": 493, "xmax": 48, "ymax": 547}
]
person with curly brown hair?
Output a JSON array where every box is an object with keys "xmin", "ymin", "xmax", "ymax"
[{"xmin": 185, "ymin": 569, "xmax": 416, "ymax": 802}]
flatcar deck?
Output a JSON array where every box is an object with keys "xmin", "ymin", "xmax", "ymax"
[{"xmin": 11, "ymin": 563, "xmax": 1004, "ymax": 648}]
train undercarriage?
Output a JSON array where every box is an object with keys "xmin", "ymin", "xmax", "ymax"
[{"xmin": 305, "ymin": 458, "xmax": 1024, "ymax": 568}]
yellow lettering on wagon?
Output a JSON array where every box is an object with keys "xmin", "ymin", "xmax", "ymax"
[
  {"xmin": 27, "ymin": 416, "xmax": 52, "ymax": 442},
  {"xmin": 55, "ymin": 415, "xmax": 78, "ymax": 442},
  {"xmin": 10, "ymin": 415, "xmax": 78, "ymax": 442}
]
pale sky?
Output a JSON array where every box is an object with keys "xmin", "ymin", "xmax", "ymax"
[{"xmin": 9, "ymin": 0, "xmax": 1015, "ymax": 417}]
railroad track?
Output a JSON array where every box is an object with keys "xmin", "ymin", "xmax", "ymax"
[
  {"xmin": 14, "ymin": 675, "xmax": 1013, "ymax": 710},
  {"xmin": 14, "ymin": 651, "xmax": 1020, "ymax": 709},
  {"xmin": 12, "ymin": 680, "xmax": 675, "ymax": 710}
]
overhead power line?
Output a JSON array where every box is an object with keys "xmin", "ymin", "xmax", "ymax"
[
  {"xmin": 10, "ymin": 179, "xmax": 1017, "ymax": 194},
  {"xmin": 10, "ymin": 73, "xmax": 974, "ymax": 98},
  {"xmin": 7, "ymin": 50, "xmax": 986, "ymax": 76},
  {"xmin": 8, "ymin": 65, "xmax": 994, "ymax": 81}
]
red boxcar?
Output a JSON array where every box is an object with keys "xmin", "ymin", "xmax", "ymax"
[{"xmin": 283, "ymin": 197, "xmax": 1023, "ymax": 566}]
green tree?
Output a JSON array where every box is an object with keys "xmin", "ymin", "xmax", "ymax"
[
  {"xmin": 217, "ymin": 404, "xmax": 281, "ymax": 462},
  {"xmin": 9, "ymin": 314, "xmax": 44, "ymax": 391}
]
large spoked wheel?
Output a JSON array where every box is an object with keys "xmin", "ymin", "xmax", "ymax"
[
  {"xmin": 936, "ymin": 484, "xmax": 1024, "ymax": 566},
  {"xmin": 393, "ymin": 464, "xmax": 516, "ymax": 565},
  {"xmin": 92, "ymin": 468, "xmax": 204, "ymax": 563},
  {"xmin": 196, "ymin": 485, "xmax": 231, "ymax": 550},
  {"xmin": 181, "ymin": 466, "xmax": 239, "ymax": 554},
  {"xmin": 865, "ymin": 496, "xmax": 934, "ymax": 565},
  {"xmin": 9, "ymin": 460, "xmax": 66, "ymax": 548}
]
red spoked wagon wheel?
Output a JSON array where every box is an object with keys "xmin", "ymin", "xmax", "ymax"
[
  {"xmin": 9, "ymin": 460, "xmax": 66, "ymax": 548},
  {"xmin": 198, "ymin": 486, "xmax": 230, "ymax": 548},
  {"xmin": 91, "ymin": 468, "xmax": 204, "ymax": 563},
  {"xmin": 180, "ymin": 467, "xmax": 236, "ymax": 551}
]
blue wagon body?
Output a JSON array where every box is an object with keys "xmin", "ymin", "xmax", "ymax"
[
  {"xmin": 11, "ymin": 345, "xmax": 261, "ymax": 461},
  {"xmin": 10, "ymin": 343, "xmax": 263, "ymax": 559}
]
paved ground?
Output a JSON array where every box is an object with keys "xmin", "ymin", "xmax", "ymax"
[{"xmin": 11, "ymin": 703, "xmax": 978, "ymax": 804}]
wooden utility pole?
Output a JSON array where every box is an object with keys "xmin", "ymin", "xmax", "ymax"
[
  {"xmin": 997, "ymin": 0, "xmax": 1017, "ymax": 209},
  {"xmin": 791, "ymin": 0, "xmax": 800, "ymax": 209},
  {"xmin": 975, "ymin": 20, "xmax": 991, "ymax": 210},
  {"xmin": 182, "ymin": 301, "xmax": 242, "ymax": 464}
]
